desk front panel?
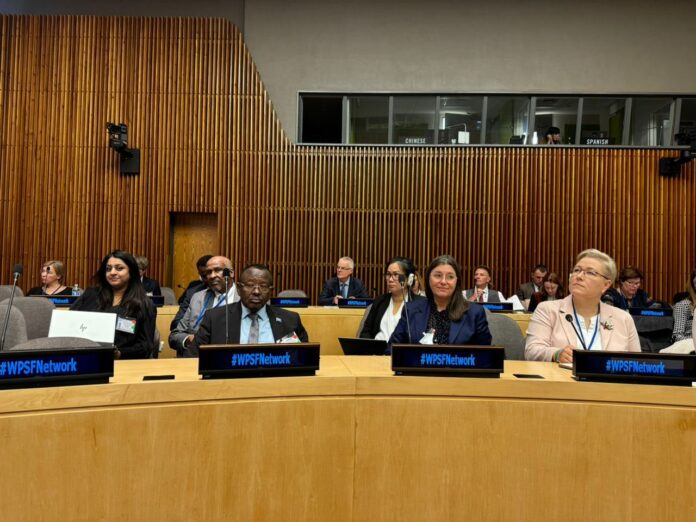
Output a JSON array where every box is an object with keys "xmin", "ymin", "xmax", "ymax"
[{"xmin": 0, "ymin": 358, "xmax": 694, "ymax": 520}]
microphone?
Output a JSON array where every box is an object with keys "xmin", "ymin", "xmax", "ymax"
[
  {"xmin": 399, "ymin": 275, "xmax": 412, "ymax": 343},
  {"xmin": 223, "ymin": 268, "xmax": 231, "ymax": 344},
  {"xmin": 1, "ymin": 264, "xmax": 23, "ymax": 351},
  {"xmin": 565, "ymin": 314, "xmax": 588, "ymax": 351}
]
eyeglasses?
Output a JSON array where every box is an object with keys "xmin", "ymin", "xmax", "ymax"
[
  {"xmin": 622, "ymin": 279, "xmax": 641, "ymax": 287},
  {"xmin": 384, "ymin": 272, "xmax": 403, "ymax": 280},
  {"xmin": 336, "ymin": 266, "xmax": 352, "ymax": 272},
  {"xmin": 431, "ymin": 273, "xmax": 457, "ymax": 282},
  {"xmin": 237, "ymin": 282, "xmax": 272, "ymax": 292},
  {"xmin": 570, "ymin": 267, "xmax": 610, "ymax": 281}
]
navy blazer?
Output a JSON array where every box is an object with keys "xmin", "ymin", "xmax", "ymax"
[
  {"xmin": 388, "ymin": 299, "xmax": 491, "ymax": 352},
  {"xmin": 318, "ymin": 276, "xmax": 369, "ymax": 305}
]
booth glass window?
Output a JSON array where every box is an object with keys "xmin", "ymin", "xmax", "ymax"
[
  {"xmin": 392, "ymin": 96, "xmax": 436, "ymax": 145},
  {"xmin": 630, "ymin": 97, "xmax": 674, "ymax": 146},
  {"xmin": 437, "ymin": 96, "xmax": 483, "ymax": 145},
  {"xmin": 300, "ymin": 95, "xmax": 343, "ymax": 144},
  {"xmin": 347, "ymin": 96, "xmax": 389, "ymax": 144},
  {"xmin": 580, "ymin": 98, "xmax": 625, "ymax": 145},
  {"xmin": 485, "ymin": 97, "xmax": 530, "ymax": 144},
  {"xmin": 533, "ymin": 97, "xmax": 579, "ymax": 144},
  {"xmin": 677, "ymin": 98, "xmax": 696, "ymax": 142}
]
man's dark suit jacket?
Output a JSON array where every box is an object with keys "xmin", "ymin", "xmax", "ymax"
[
  {"xmin": 185, "ymin": 302, "xmax": 309, "ymax": 357},
  {"xmin": 388, "ymin": 299, "xmax": 491, "ymax": 353},
  {"xmin": 318, "ymin": 276, "xmax": 369, "ymax": 306},
  {"xmin": 142, "ymin": 276, "xmax": 162, "ymax": 296}
]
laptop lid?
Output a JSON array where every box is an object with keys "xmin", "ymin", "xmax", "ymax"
[
  {"xmin": 48, "ymin": 310, "xmax": 118, "ymax": 344},
  {"xmin": 338, "ymin": 337, "xmax": 388, "ymax": 355}
]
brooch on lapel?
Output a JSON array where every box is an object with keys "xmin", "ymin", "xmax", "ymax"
[{"xmin": 600, "ymin": 319, "xmax": 614, "ymax": 331}]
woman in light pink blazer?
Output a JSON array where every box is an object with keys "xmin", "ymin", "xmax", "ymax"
[{"xmin": 525, "ymin": 249, "xmax": 641, "ymax": 362}]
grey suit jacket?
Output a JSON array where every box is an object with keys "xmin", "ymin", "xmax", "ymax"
[
  {"xmin": 515, "ymin": 281, "xmax": 538, "ymax": 301},
  {"xmin": 169, "ymin": 286, "xmax": 239, "ymax": 356}
]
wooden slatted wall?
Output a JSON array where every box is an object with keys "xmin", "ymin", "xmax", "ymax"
[{"xmin": 1, "ymin": 15, "xmax": 694, "ymax": 302}]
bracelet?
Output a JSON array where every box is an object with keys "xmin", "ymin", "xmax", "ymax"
[{"xmin": 553, "ymin": 349, "xmax": 562, "ymax": 363}]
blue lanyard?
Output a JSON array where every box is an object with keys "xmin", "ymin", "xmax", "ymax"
[
  {"xmin": 193, "ymin": 292, "xmax": 227, "ymax": 329},
  {"xmin": 572, "ymin": 303, "xmax": 599, "ymax": 350}
]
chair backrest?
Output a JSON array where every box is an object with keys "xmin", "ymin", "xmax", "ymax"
[
  {"xmin": 277, "ymin": 289, "xmax": 308, "ymax": 298},
  {"xmin": 356, "ymin": 304, "xmax": 372, "ymax": 337},
  {"xmin": 0, "ymin": 304, "xmax": 28, "ymax": 350},
  {"xmin": 9, "ymin": 336, "xmax": 101, "ymax": 351},
  {"xmin": 1, "ymin": 297, "xmax": 55, "ymax": 340},
  {"xmin": 485, "ymin": 310, "xmax": 525, "ymax": 360},
  {"xmin": 160, "ymin": 287, "xmax": 177, "ymax": 305},
  {"xmin": 0, "ymin": 285, "xmax": 24, "ymax": 302}
]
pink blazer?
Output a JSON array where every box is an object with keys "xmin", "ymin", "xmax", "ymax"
[{"xmin": 525, "ymin": 295, "xmax": 641, "ymax": 361}]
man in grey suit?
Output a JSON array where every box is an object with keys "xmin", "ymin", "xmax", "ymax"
[
  {"xmin": 185, "ymin": 264, "xmax": 309, "ymax": 357},
  {"xmin": 169, "ymin": 255, "xmax": 239, "ymax": 356},
  {"xmin": 515, "ymin": 264, "xmax": 548, "ymax": 301}
]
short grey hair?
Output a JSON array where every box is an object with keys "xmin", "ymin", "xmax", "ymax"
[
  {"xmin": 339, "ymin": 256, "xmax": 355, "ymax": 269},
  {"xmin": 576, "ymin": 249, "xmax": 617, "ymax": 283}
]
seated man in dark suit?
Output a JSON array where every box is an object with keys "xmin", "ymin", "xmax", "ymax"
[
  {"xmin": 514, "ymin": 264, "xmax": 548, "ymax": 302},
  {"xmin": 318, "ymin": 256, "xmax": 369, "ymax": 305},
  {"xmin": 185, "ymin": 264, "xmax": 309, "ymax": 357},
  {"xmin": 135, "ymin": 255, "xmax": 162, "ymax": 296}
]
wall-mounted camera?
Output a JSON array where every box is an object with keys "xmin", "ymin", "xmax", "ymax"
[{"xmin": 106, "ymin": 122, "xmax": 140, "ymax": 175}]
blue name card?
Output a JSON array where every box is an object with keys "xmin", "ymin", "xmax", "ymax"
[
  {"xmin": 628, "ymin": 307, "xmax": 672, "ymax": 317},
  {"xmin": 0, "ymin": 347, "xmax": 115, "ymax": 389},
  {"xmin": 481, "ymin": 302, "xmax": 513, "ymax": 312},
  {"xmin": 391, "ymin": 344, "xmax": 504, "ymax": 377},
  {"xmin": 270, "ymin": 297, "xmax": 310, "ymax": 308},
  {"xmin": 199, "ymin": 343, "xmax": 320, "ymax": 379},
  {"xmin": 337, "ymin": 298, "xmax": 374, "ymax": 308},
  {"xmin": 573, "ymin": 350, "xmax": 696, "ymax": 386}
]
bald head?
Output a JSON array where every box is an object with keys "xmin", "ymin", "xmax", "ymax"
[{"xmin": 205, "ymin": 256, "xmax": 233, "ymax": 293}]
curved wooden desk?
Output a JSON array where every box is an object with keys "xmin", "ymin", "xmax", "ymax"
[
  {"xmin": 2, "ymin": 357, "xmax": 693, "ymax": 520},
  {"xmin": 156, "ymin": 306, "xmax": 532, "ymax": 357}
]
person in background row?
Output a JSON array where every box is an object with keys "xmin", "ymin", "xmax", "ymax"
[
  {"xmin": 411, "ymin": 270, "xmax": 426, "ymax": 297},
  {"xmin": 187, "ymin": 264, "xmax": 308, "ymax": 357},
  {"xmin": 545, "ymin": 126, "xmax": 561, "ymax": 145},
  {"xmin": 135, "ymin": 255, "xmax": 162, "ymax": 296},
  {"xmin": 169, "ymin": 256, "xmax": 239, "ymax": 357},
  {"xmin": 71, "ymin": 250, "xmax": 156, "ymax": 359},
  {"xmin": 601, "ymin": 266, "xmax": 654, "ymax": 310},
  {"xmin": 318, "ymin": 256, "xmax": 369, "ymax": 305},
  {"xmin": 28, "ymin": 260, "xmax": 72, "ymax": 296},
  {"xmin": 170, "ymin": 254, "xmax": 214, "ymax": 330},
  {"xmin": 527, "ymin": 272, "xmax": 565, "ymax": 313},
  {"xmin": 464, "ymin": 264, "xmax": 505, "ymax": 303},
  {"xmin": 525, "ymin": 249, "xmax": 640, "ymax": 363},
  {"xmin": 671, "ymin": 271, "xmax": 696, "ymax": 342},
  {"xmin": 389, "ymin": 255, "xmax": 491, "ymax": 351},
  {"xmin": 515, "ymin": 263, "xmax": 548, "ymax": 303},
  {"xmin": 359, "ymin": 257, "xmax": 424, "ymax": 341}
]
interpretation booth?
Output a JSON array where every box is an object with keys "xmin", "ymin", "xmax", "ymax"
[{"xmin": 1, "ymin": 10, "xmax": 696, "ymax": 522}]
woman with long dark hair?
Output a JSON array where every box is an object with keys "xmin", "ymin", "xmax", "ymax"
[
  {"xmin": 389, "ymin": 255, "xmax": 491, "ymax": 349},
  {"xmin": 527, "ymin": 272, "xmax": 565, "ymax": 313},
  {"xmin": 71, "ymin": 250, "xmax": 156, "ymax": 359},
  {"xmin": 359, "ymin": 257, "xmax": 424, "ymax": 340}
]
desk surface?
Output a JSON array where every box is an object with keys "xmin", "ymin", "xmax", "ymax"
[{"xmin": 3, "ymin": 357, "xmax": 693, "ymax": 520}]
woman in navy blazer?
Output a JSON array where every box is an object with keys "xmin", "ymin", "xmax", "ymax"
[{"xmin": 388, "ymin": 255, "xmax": 491, "ymax": 352}]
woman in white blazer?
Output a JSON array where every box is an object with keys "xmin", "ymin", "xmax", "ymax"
[{"xmin": 525, "ymin": 249, "xmax": 641, "ymax": 362}]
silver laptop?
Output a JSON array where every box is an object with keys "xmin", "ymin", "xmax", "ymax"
[{"xmin": 48, "ymin": 310, "xmax": 117, "ymax": 344}]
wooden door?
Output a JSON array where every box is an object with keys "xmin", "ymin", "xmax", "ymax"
[{"xmin": 169, "ymin": 213, "xmax": 217, "ymax": 300}]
